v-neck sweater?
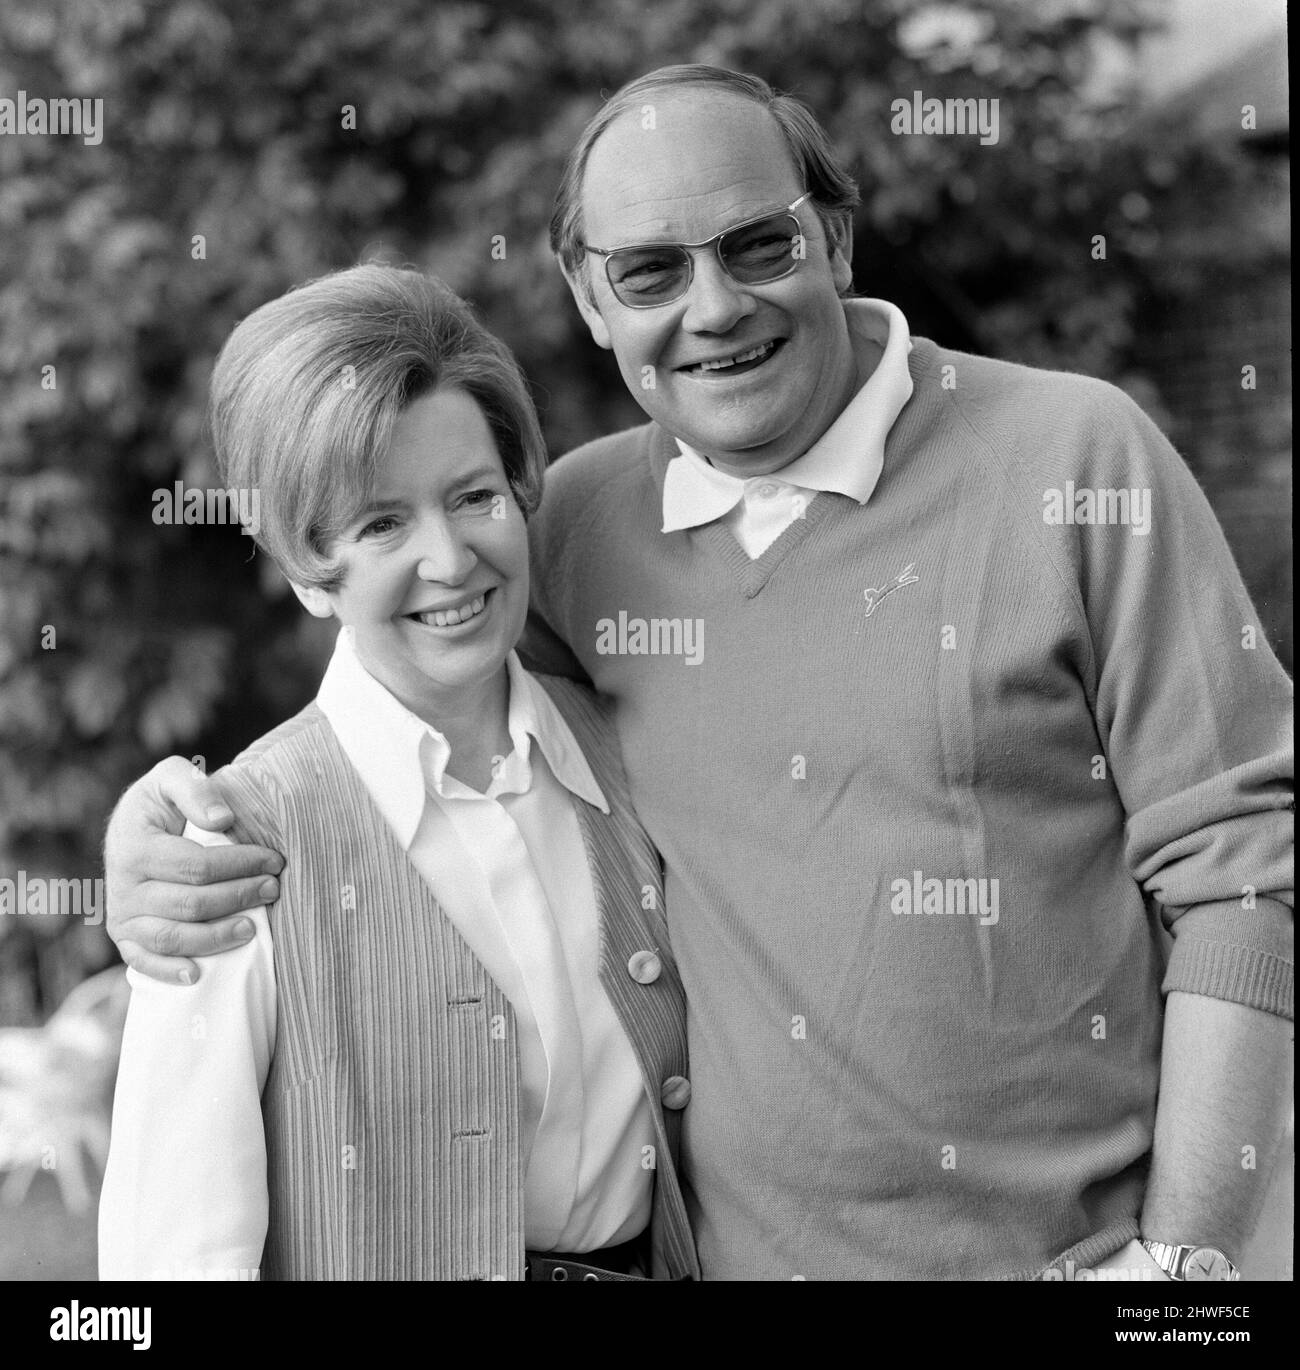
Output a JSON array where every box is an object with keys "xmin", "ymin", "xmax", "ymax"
[{"xmin": 522, "ymin": 335, "xmax": 1294, "ymax": 1280}]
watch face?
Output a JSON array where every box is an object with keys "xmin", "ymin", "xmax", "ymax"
[{"xmin": 1184, "ymin": 1247, "xmax": 1232, "ymax": 1280}]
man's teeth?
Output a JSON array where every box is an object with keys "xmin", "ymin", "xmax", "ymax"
[
  {"xmin": 694, "ymin": 341, "xmax": 776, "ymax": 372},
  {"xmin": 416, "ymin": 594, "xmax": 487, "ymax": 628}
]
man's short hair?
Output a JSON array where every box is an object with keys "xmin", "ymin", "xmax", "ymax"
[
  {"xmin": 209, "ymin": 263, "xmax": 546, "ymax": 591},
  {"xmin": 550, "ymin": 64, "xmax": 861, "ymax": 299}
]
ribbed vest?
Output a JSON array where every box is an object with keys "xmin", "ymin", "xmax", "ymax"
[{"xmin": 215, "ymin": 674, "xmax": 697, "ymax": 1280}]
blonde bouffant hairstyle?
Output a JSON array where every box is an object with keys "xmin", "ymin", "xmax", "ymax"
[{"xmin": 209, "ymin": 263, "xmax": 546, "ymax": 591}]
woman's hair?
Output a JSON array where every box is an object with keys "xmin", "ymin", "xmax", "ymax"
[
  {"xmin": 549, "ymin": 64, "xmax": 861, "ymax": 299},
  {"xmin": 209, "ymin": 263, "xmax": 546, "ymax": 590}
]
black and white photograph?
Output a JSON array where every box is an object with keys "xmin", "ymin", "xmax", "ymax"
[{"xmin": 0, "ymin": 0, "xmax": 1291, "ymax": 1342}]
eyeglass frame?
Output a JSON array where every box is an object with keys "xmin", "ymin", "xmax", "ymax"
[{"xmin": 582, "ymin": 192, "xmax": 814, "ymax": 308}]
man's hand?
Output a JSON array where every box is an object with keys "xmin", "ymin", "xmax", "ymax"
[
  {"xmin": 1092, "ymin": 1239, "xmax": 1170, "ymax": 1281},
  {"xmin": 104, "ymin": 757, "xmax": 284, "ymax": 984}
]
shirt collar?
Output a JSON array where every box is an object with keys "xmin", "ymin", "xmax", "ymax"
[
  {"xmin": 662, "ymin": 297, "xmax": 914, "ymax": 534},
  {"xmin": 316, "ymin": 627, "xmax": 608, "ymax": 849},
  {"xmin": 498, "ymin": 651, "xmax": 609, "ymax": 814}
]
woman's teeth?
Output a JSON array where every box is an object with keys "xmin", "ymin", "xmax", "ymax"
[{"xmin": 416, "ymin": 594, "xmax": 487, "ymax": 628}]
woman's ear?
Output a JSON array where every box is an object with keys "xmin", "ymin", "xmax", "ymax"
[{"xmin": 290, "ymin": 582, "xmax": 336, "ymax": 619}]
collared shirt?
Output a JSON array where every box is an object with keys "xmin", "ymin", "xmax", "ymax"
[
  {"xmin": 662, "ymin": 298, "xmax": 915, "ymax": 557},
  {"xmin": 317, "ymin": 630, "xmax": 653, "ymax": 1250},
  {"xmin": 101, "ymin": 629, "xmax": 654, "ymax": 1275}
]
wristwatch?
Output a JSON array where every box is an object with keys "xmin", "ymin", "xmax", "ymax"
[{"xmin": 1140, "ymin": 1239, "xmax": 1240, "ymax": 1281}]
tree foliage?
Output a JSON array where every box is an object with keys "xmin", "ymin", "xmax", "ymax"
[{"xmin": 0, "ymin": 0, "xmax": 1285, "ymax": 1019}]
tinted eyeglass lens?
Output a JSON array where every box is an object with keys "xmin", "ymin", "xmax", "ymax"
[
  {"xmin": 606, "ymin": 248, "xmax": 691, "ymax": 305},
  {"xmin": 720, "ymin": 214, "xmax": 799, "ymax": 282},
  {"xmin": 605, "ymin": 212, "xmax": 801, "ymax": 305}
]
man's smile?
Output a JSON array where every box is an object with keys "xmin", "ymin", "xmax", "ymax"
[{"xmin": 679, "ymin": 337, "xmax": 785, "ymax": 378}]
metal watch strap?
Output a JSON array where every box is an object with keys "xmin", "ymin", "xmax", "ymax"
[
  {"xmin": 1141, "ymin": 1239, "xmax": 1187, "ymax": 1277},
  {"xmin": 1141, "ymin": 1239, "xmax": 1239, "ymax": 1280}
]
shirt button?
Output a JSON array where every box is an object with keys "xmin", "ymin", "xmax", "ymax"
[
  {"xmin": 754, "ymin": 481, "xmax": 780, "ymax": 499},
  {"xmin": 627, "ymin": 950, "xmax": 662, "ymax": 984},
  {"xmin": 661, "ymin": 1075, "xmax": 692, "ymax": 1109}
]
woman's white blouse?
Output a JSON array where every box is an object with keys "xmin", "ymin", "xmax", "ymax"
[{"xmin": 98, "ymin": 629, "xmax": 654, "ymax": 1278}]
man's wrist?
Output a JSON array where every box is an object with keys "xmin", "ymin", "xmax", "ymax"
[
  {"xmin": 1140, "ymin": 1237, "xmax": 1240, "ymax": 1281},
  {"xmin": 1090, "ymin": 1237, "xmax": 1171, "ymax": 1281}
]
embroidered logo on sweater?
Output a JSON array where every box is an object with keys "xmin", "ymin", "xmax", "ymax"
[{"xmin": 863, "ymin": 563, "xmax": 919, "ymax": 618}]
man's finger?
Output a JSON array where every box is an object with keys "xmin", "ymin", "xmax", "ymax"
[
  {"xmin": 138, "ymin": 871, "xmax": 277, "ymax": 925},
  {"xmin": 149, "ymin": 755, "xmax": 239, "ymax": 831},
  {"xmin": 119, "ymin": 912, "xmax": 257, "ymax": 960},
  {"xmin": 129, "ymin": 832, "xmax": 282, "ymax": 888},
  {"xmin": 117, "ymin": 940, "xmax": 201, "ymax": 987}
]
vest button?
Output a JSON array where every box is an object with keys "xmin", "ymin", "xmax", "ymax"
[
  {"xmin": 661, "ymin": 1075, "xmax": 691, "ymax": 1109},
  {"xmin": 627, "ymin": 950, "xmax": 662, "ymax": 984}
]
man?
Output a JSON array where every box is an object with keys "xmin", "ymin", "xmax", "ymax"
[{"xmin": 104, "ymin": 66, "xmax": 1293, "ymax": 1280}]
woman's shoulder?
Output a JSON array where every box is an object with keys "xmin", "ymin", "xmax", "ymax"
[
  {"xmin": 226, "ymin": 701, "xmax": 333, "ymax": 771},
  {"xmin": 214, "ymin": 703, "xmax": 344, "ymax": 826}
]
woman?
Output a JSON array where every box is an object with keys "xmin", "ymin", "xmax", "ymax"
[{"xmin": 97, "ymin": 264, "xmax": 697, "ymax": 1282}]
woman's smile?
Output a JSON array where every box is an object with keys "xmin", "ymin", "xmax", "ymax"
[{"xmin": 405, "ymin": 587, "xmax": 495, "ymax": 630}]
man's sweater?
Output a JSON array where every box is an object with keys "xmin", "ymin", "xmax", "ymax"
[{"xmin": 522, "ymin": 337, "xmax": 1294, "ymax": 1280}]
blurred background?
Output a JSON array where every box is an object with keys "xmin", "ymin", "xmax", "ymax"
[{"xmin": 0, "ymin": 0, "xmax": 1290, "ymax": 1279}]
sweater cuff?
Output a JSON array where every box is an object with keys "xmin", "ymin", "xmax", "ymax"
[
  {"xmin": 1162, "ymin": 896, "xmax": 1294, "ymax": 1020},
  {"xmin": 1033, "ymin": 1216, "xmax": 1141, "ymax": 1281}
]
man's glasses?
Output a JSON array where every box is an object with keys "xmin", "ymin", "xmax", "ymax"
[{"xmin": 583, "ymin": 193, "xmax": 812, "ymax": 308}]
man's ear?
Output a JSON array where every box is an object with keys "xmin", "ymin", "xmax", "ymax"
[
  {"xmin": 825, "ymin": 209, "xmax": 855, "ymax": 294},
  {"xmin": 560, "ymin": 261, "xmax": 613, "ymax": 351},
  {"xmin": 290, "ymin": 581, "xmax": 336, "ymax": 619}
]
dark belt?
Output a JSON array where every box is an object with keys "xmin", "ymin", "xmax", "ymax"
[{"xmin": 524, "ymin": 1234, "xmax": 648, "ymax": 1282}]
